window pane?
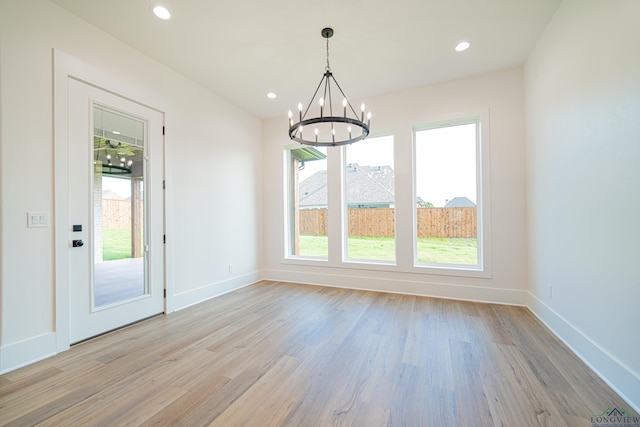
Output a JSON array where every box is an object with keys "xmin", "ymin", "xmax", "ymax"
[
  {"xmin": 415, "ymin": 122, "xmax": 478, "ymax": 266},
  {"xmin": 289, "ymin": 147, "xmax": 328, "ymax": 258},
  {"xmin": 345, "ymin": 136, "xmax": 395, "ymax": 262},
  {"xmin": 92, "ymin": 104, "xmax": 147, "ymax": 307}
]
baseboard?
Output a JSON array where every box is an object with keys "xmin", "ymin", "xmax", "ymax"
[
  {"xmin": 527, "ymin": 292, "xmax": 640, "ymax": 413},
  {"xmin": 0, "ymin": 332, "xmax": 57, "ymax": 374},
  {"xmin": 264, "ymin": 268, "xmax": 527, "ymax": 306},
  {"xmin": 172, "ymin": 270, "xmax": 263, "ymax": 311}
]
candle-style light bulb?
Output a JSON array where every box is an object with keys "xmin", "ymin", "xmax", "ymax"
[
  {"xmin": 367, "ymin": 112, "xmax": 372, "ymax": 127},
  {"xmin": 348, "ymin": 125, "xmax": 352, "ymax": 140},
  {"xmin": 314, "ymin": 128, "xmax": 319, "ymax": 143},
  {"xmin": 361, "ymin": 103, "xmax": 366, "ymax": 121},
  {"xmin": 319, "ymin": 98, "xmax": 324, "ymax": 117},
  {"xmin": 288, "ymin": 110, "xmax": 293, "ymax": 128},
  {"xmin": 342, "ymin": 98, "xmax": 347, "ymax": 117},
  {"xmin": 332, "ymin": 128, "xmax": 336, "ymax": 143},
  {"xmin": 298, "ymin": 103, "xmax": 303, "ymax": 122}
]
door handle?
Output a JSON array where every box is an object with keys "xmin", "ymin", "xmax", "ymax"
[{"xmin": 72, "ymin": 239, "xmax": 84, "ymax": 247}]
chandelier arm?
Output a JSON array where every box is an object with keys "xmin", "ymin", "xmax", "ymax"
[
  {"xmin": 323, "ymin": 77, "xmax": 335, "ymax": 137},
  {"xmin": 327, "ymin": 74, "xmax": 334, "ymax": 117},
  {"xmin": 329, "ymin": 74, "xmax": 360, "ymax": 118},
  {"xmin": 302, "ymin": 73, "xmax": 328, "ymax": 121},
  {"xmin": 322, "ymin": 74, "xmax": 330, "ymax": 117}
]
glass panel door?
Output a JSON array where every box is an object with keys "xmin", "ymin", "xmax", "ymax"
[
  {"xmin": 92, "ymin": 104, "xmax": 147, "ymax": 308},
  {"xmin": 68, "ymin": 78, "xmax": 164, "ymax": 344}
]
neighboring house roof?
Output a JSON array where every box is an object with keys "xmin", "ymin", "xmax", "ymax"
[
  {"xmin": 299, "ymin": 164, "xmax": 395, "ymax": 208},
  {"xmin": 102, "ymin": 189, "xmax": 125, "ymax": 200},
  {"xmin": 444, "ymin": 196, "xmax": 476, "ymax": 207},
  {"xmin": 346, "ymin": 164, "xmax": 395, "ymax": 207},
  {"xmin": 298, "ymin": 170, "xmax": 328, "ymax": 208}
]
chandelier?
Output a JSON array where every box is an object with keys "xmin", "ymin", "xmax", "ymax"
[
  {"xmin": 94, "ymin": 138, "xmax": 134, "ymax": 175},
  {"xmin": 288, "ymin": 28, "xmax": 371, "ymax": 147}
]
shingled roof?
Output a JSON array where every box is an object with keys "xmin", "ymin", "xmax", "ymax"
[
  {"xmin": 444, "ymin": 196, "xmax": 476, "ymax": 207},
  {"xmin": 299, "ymin": 164, "xmax": 395, "ymax": 208}
]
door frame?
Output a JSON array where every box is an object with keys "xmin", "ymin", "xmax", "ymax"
[{"xmin": 53, "ymin": 49, "xmax": 170, "ymax": 352}]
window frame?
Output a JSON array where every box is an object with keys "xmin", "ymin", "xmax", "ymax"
[
  {"xmin": 342, "ymin": 134, "xmax": 397, "ymax": 265},
  {"xmin": 412, "ymin": 113, "xmax": 491, "ymax": 276},
  {"xmin": 282, "ymin": 111, "xmax": 491, "ymax": 279},
  {"xmin": 283, "ymin": 145, "xmax": 329, "ymax": 261}
]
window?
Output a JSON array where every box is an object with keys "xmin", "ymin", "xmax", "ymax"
[
  {"xmin": 414, "ymin": 118, "xmax": 482, "ymax": 268},
  {"xmin": 287, "ymin": 146, "xmax": 328, "ymax": 258},
  {"xmin": 284, "ymin": 115, "xmax": 488, "ymax": 275},
  {"xmin": 344, "ymin": 136, "xmax": 395, "ymax": 262}
]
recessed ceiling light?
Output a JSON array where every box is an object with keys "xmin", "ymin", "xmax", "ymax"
[
  {"xmin": 151, "ymin": 5, "xmax": 171, "ymax": 20},
  {"xmin": 455, "ymin": 41, "xmax": 470, "ymax": 52},
  {"xmin": 266, "ymin": 92, "xmax": 277, "ymax": 99},
  {"xmin": 112, "ymin": 131, "xmax": 121, "ymax": 135}
]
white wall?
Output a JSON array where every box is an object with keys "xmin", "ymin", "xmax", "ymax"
[
  {"xmin": 263, "ymin": 68, "xmax": 528, "ymax": 304},
  {"xmin": 0, "ymin": 0, "xmax": 263, "ymax": 371},
  {"xmin": 525, "ymin": 0, "xmax": 640, "ymax": 409},
  {"xmin": 3, "ymin": 0, "xmax": 636, "ymax": 410}
]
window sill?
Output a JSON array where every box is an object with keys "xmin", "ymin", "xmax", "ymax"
[{"xmin": 281, "ymin": 256, "xmax": 491, "ymax": 279}]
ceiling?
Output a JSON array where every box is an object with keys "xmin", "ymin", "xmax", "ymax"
[{"xmin": 51, "ymin": 0, "xmax": 560, "ymax": 119}]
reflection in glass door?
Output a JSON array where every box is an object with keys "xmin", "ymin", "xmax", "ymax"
[{"xmin": 92, "ymin": 104, "xmax": 147, "ymax": 308}]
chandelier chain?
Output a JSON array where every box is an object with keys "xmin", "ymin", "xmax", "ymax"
[{"xmin": 326, "ymin": 37, "xmax": 331, "ymax": 72}]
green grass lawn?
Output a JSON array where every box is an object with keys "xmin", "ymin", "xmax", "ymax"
[
  {"xmin": 299, "ymin": 235, "xmax": 477, "ymax": 265},
  {"xmin": 296, "ymin": 235, "xmax": 329, "ymax": 258},
  {"xmin": 102, "ymin": 228, "xmax": 132, "ymax": 261},
  {"xmin": 416, "ymin": 237, "xmax": 477, "ymax": 265},
  {"xmin": 347, "ymin": 236, "xmax": 395, "ymax": 261}
]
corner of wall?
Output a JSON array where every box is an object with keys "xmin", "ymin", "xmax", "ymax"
[
  {"xmin": 527, "ymin": 292, "xmax": 640, "ymax": 413},
  {"xmin": 172, "ymin": 270, "xmax": 264, "ymax": 311}
]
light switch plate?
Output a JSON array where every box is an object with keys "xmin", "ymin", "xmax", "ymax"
[{"xmin": 27, "ymin": 212, "xmax": 49, "ymax": 228}]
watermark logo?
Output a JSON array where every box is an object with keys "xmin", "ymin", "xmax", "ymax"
[{"xmin": 591, "ymin": 407, "xmax": 640, "ymax": 427}]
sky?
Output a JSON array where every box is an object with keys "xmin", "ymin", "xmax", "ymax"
[
  {"xmin": 415, "ymin": 123, "xmax": 477, "ymax": 207},
  {"xmin": 298, "ymin": 125, "xmax": 477, "ymax": 208},
  {"xmin": 103, "ymin": 176, "xmax": 132, "ymax": 199}
]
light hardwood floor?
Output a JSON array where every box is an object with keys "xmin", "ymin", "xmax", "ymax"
[{"xmin": 0, "ymin": 281, "xmax": 632, "ymax": 426}]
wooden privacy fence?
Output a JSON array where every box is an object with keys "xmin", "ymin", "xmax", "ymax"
[
  {"xmin": 102, "ymin": 199, "xmax": 143, "ymax": 229},
  {"xmin": 299, "ymin": 208, "xmax": 329, "ymax": 237},
  {"xmin": 299, "ymin": 207, "xmax": 476, "ymax": 238},
  {"xmin": 416, "ymin": 207, "xmax": 476, "ymax": 238},
  {"xmin": 348, "ymin": 208, "xmax": 395, "ymax": 237}
]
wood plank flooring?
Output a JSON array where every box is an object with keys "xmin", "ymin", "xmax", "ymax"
[{"xmin": 0, "ymin": 281, "xmax": 632, "ymax": 426}]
